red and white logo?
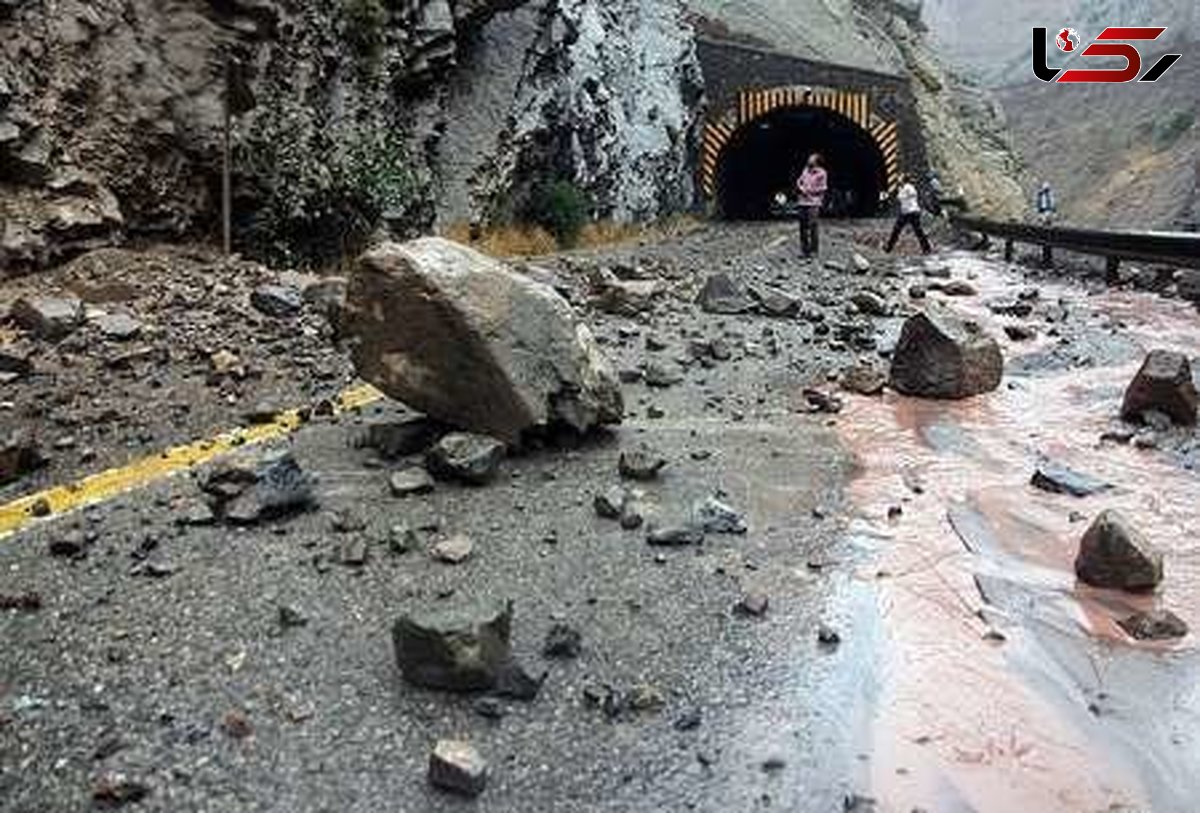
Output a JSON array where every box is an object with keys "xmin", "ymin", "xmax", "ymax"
[
  {"xmin": 1034, "ymin": 26, "xmax": 1183, "ymax": 83},
  {"xmin": 1055, "ymin": 28, "xmax": 1081, "ymax": 52}
]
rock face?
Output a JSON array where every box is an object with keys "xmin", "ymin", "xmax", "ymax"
[
  {"xmin": 889, "ymin": 307, "xmax": 1003, "ymax": 399},
  {"xmin": 345, "ymin": 238, "xmax": 623, "ymax": 442},
  {"xmin": 392, "ymin": 600, "xmax": 513, "ymax": 691},
  {"xmin": 1075, "ymin": 510, "xmax": 1164, "ymax": 592},
  {"xmin": 1, "ymin": 0, "xmax": 703, "ymax": 272},
  {"xmin": 1120, "ymin": 350, "xmax": 1198, "ymax": 427}
]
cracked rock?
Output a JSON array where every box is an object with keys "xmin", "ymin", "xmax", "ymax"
[{"xmin": 392, "ymin": 600, "xmax": 512, "ymax": 691}]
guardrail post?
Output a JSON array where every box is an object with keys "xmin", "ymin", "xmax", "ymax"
[
  {"xmin": 1106, "ymin": 256, "xmax": 1120, "ymax": 279},
  {"xmin": 1004, "ymin": 239, "xmax": 1014, "ymax": 262},
  {"xmin": 1041, "ymin": 243, "xmax": 1053, "ymax": 267}
]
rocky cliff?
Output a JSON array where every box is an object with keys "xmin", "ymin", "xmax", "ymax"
[{"xmin": 0, "ymin": 0, "xmax": 703, "ymax": 272}]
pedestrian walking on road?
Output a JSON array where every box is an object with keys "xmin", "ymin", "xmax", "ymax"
[
  {"xmin": 796, "ymin": 153, "xmax": 828, "ymax": 258},
  {"xmin": 885, "ymin": 175, "xmax": 931, "ymax": 254},
  {"xmin": 1035, "ymin": 181, "xmax": 1057, "ymax": 225}
]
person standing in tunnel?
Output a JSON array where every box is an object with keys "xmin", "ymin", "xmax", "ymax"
[
  {"xmin": 885, "ymin": 174, "xmax": 932, "ymax": 255},
  {"xmin": 796, "ymin": 153, "xmax": 828, "ymax": 258}
]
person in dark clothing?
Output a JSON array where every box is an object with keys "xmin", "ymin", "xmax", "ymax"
[
  {"xmin": 795, "ymin": 153, "xmax": 828, "ymax": 258},
  {"xmin": 885, "ymin": 175, "xmax": 932, "ymax": 254}
]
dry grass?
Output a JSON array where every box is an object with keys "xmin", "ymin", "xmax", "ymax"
[{"xmin": 440, "ymin": 215, "xmax": 703, "ymax": 259}]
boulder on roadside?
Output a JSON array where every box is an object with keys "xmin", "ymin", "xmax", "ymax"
[
  {"xmin": 696, "ymin": 272, "xmax": 754, "ymax": 314},
  {"xmin": 392, "ymin": 600, "xmax": 512, "ymax": 691},
  {"xmin": 1075, "ymin": 510, "xmax": 1163, "ymax": 592},
  {"xmin": 1120, "ymin": 350, "xmax": 1197, "ymax": 427},
  {"xmin": 344, "ymin": 239, "xmax": 622, "ymax": 443},
  {"xmin": 10, "ymin": 295, "xmax": 84, "ymax": 339},
  {"xmin": 889, "ymin": 306, "xmax": 1003, "ymax": 399}
]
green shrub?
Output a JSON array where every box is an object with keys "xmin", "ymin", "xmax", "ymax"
[{"xmin": 529, "ymin": 181, "xmax": 590, "ymax": 248}]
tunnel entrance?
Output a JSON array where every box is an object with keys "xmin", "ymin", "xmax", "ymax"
[{"xmin": 715, "ymin": 105, "xmax": 887, "ymax": 220}]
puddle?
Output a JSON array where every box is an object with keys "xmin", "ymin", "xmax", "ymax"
[{"xmin": 838, "ymin": 253, "xmax": 1200, "ymax": 812}]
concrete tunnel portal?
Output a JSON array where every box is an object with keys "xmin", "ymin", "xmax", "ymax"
[{"xmin": 715, "ymin": 105, "xmax": 888, "ymax": 220}]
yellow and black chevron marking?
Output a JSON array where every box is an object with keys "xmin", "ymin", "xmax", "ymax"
[{"xmin": 701, "ymin": 86, "xmax": 901, "ymax": 198}]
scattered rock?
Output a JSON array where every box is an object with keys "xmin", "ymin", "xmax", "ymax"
[
  {"xmin": 1075, "ymin": 510, "xmax": 1163, "ymax": 592},
  {"xmin": 1120, "ymin": 350, "xmax": 1197, "ymax": 427},
  {"xmin": 802, "ymin": 387, "xmax": 844, "ymax": 414},
  {"xmin": 389, "ymin": 466, "xmax": 435, "ymax": 497},
  {"xmin": 988, "ymin": 300, "xmax": 1033, "ymax": 318},
  {"xmin": 392, "ymin": 600, "xmax": 512, "ymax": 691},
  {"xmin": 92, "ymin": 772, "xmax": 150, "ymax": 807},
  {"xmin": 426, "ymin": 433, "xmax": 504, "ymax": 485},
  {"xmin": 850, "ymin": 291, "xmax": 890, "ymax": 317},
  {"xmin": 431, "ymin": 534, "xmax": 474, "ymax": 564},
  {"xmin": 344, "ymin": 239, "xmax": 623, "ymax": 442},
  {"xmin": 593, "ymin": 278, "xmax": 663, "ymax": 316},
  {"xmin": 1117, "ymin": 609, "xmax": 1188, "ymax": 641},
  {"xmin": 361, "ymin": 417, "xmax": 443, "ymax": 459},
  {"xmin": 646, "ymin": 523, "xmax": 704, "ymax": 547},
  {"xmin": 338, "ymin": 537, "xmax": 369, "ymax": 567},
  {"xmin": 202, "ymin": 450, "xmax": 317, "ymax": 526},
  {"xmin": 94, "ymin": 313, "xmax": 143, "ymax": 340},
  {"xmin": 494, "ymin": 660, "xmax": 546, "ymax": 701},
  {"xmin": 817, "ymin": 624, "xmax": 841, "ymax": 647},
  {"xmin": 542, "ymin": 623, "xmax": 582, "ymax": 659},
  {"xmin": 643, "ymin": 361, "xmax": 683, "ymax": 388},
  {"xmin": 250, "ymin": 284, "xmax": 303, "ymax": 317},
  {"xmin": 736, "ymin": 591, "xmax": 769, "ymax": 617},
  {"xmin": 851, "ymin": 253, "xmax": 871, "ymax": 273},
  {"xmin": 693, "ymin": 496, "xmax": 748, "ymax": 534},
  {"xmin": 618, "ymin": 445, "xmax": 667, "ymax": 481},
  {"xmin": 277, "ymin": 604, "xmax": 309, "ymax": 629},
  {"xmin": 220, "ymin": 710, "xmax": 254, "ymax": 739},
  {"xmin": 841, "ymin": 365, "xmax": 887, "ymax": 396},
  {"xmin": 696, "ymin": 272, "xmax": 754, "ymax": 314},
  {"xmin": 889, "ymin": 306, "xmax": 1003, "ymax": 399},
  {"xmin": 10, "ymin": 295, "xmax": 84, "ymax": 339},
  {"xmin": 929, "ymin": 279, "xmax": 976, "ymax": 296},
  {"xmin": 0, "ymin": 591, "xmax": 42, "ymax": 611},
  {"xmin": 1004, "ymin": 324, "xmax": 1036, "ymax": 342},
  {"xmin": 1031, "ymin": 461, "xmax": 1111, "ymax": 498},
  {"xmin": 472, "ymin": 697, "xmax": 506, "ymax": 719},
  {"xmin": 674, "ymin": 707, "xmax": 703, "ymax": 731},
  {"xmin": 428, "ymin": 739, "xmax": 488, "ymax": 797},
  {"xmin": 0, "ymin": 344, "xmax": 34, "ymax": 379},
  {"xmin": 594, "ymin": 485, "xmax": 630, "ymax": 519},
  {"xmin": 0, "ymin": 431, "xmax": 45, "ymax": 485},
  {"xmin": 751, "ymin": 286, "xmax": 800, "ymax": 317},
  {"xmin": 48, "ymin": 531, "xmax": 88, "ymax": 559}
]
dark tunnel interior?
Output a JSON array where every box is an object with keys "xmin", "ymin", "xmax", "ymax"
[{"xmin": 716, "ymin": 106, "xmax": 887, "ymax": 220}]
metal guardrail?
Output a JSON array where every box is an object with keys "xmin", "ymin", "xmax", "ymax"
[{"xmin": 951, "ymin": 214, "xmax": 1200, "ymax": 270}]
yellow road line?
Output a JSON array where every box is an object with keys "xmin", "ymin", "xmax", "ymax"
[{"xmin": 0, "ymin": 384, "xmax": 384, "ymax": 540}]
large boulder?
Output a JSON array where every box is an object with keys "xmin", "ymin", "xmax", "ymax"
[
  {"xmin": 1120, "ymin": 350, "xmax": 1197, "ymax": 427},
  {"xmin": 889, "ymin": 306, "xmax": 1003, "ymax": 399},
  {"xmin": 10, "ymin": 295, "xmax": 84, "ymax": 339},
  {"xmin": 1075, "ymin": 510, "xmax": 1163, "ymax": 592},
  {"xmin": 392, "ymin": 600, "xmax": 513, "ymax": 691},
  {"xmin": 345, "ymin": 239, "xmax": 622, "ymax": 443},
  {"xmin": 696, "ymin": 272, "xmax": 754, "ymax": 314}
]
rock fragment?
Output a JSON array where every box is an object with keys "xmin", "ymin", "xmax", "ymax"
[
  {"xmin": 392, "ymin": 600, "xmax": 512, "ymax": 691},
  {"xmin": 1120, "ymin": 350, "xmax": 1197, "ymax": 427},
  {"xmin": 426, "ymin": 433, "xmax": 504, "ymax": 485},
  {"xmin": 1030, "ymin": 461, "xmax": 1110, "ymax": 497},
  {"xmin": 389, "ymin": 466, "xmax": 435, "ymax": 497},
  {"xmin": 841, "ymin": 364, "xmax": 887, "ymax": 396},
  {"xmin": 693, "ymin": 496, "xmax": 748, "ymax": 534},
  {"xmin": 344, "ymin": 238, "xmax": 622, "ymax": 442},
  {"xmin": 250, "ymin": 284, "xmax": 302, "ymax": 317},
  {"xmin": 618, "ymin": 445, "xmax": 667, "ymax": 481},
  {"xmin": 428, "ymin": 740, "xmax": 488, "ymax": 797},
  {"xmin": 889, "ymin": 306, "xmax": 1003, "ymax": 399},
  {"xmin": 431, "ymin": 534, "xmax": 474, "ymax": 564},
  {"xmin": 1117, "ymin": 609, "xmax": 1188, "ymax": 641},
  {"xmin": 1075, "ymin": 510, "xmax": 1163, "ymax": 592},
  {"xmin": 202, "ymin": 450, "xmax": 317, "ymax": 526},
  {"xmin": 11, "ymin": 295, "xmax": 84, "ymax": 339},
  {"xmin": 0, "ymin": 431, "xmax": 45, "ymax": 485},
  {"xmin": 646, "ymin": 523, "xmax": 704, "ymax": 547},
  {"xmin": 542, "ymin": 623, "xmax": 582, "ymax": 659},
  {"xmin": 92, "ymin": 772, "xmax": 150, "ymax": 807},
  {"xmin": 361, "ymin": 417, "xmax": 443, "ymax": 459},
  {"xmin": 696, "ymin": 272, "xmax": 754, "ymax": 314}
]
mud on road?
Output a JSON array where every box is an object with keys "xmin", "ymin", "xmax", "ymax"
[{"xmin": 2, "ymin": 221, "xmax": 1198, "ymax": 812}]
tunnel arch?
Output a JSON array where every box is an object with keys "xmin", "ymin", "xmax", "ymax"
[
  {"xmin": 715, "ymin": 105, "xmax": 887, "ymax": 219},
  {"xmin": 700, "ymin": 86, "xmax": 903, "ymax": 220}
]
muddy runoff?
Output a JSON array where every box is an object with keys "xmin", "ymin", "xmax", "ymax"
[{"xmin": 837, "ymin": 253, "xmax": 1199, "ymax": 812}]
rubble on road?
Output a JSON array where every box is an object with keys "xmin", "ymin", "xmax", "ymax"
[
  {"xmin": 889, "ymin": 306, "xmax": 1003, "ymax": 399},
  {"xmin": 1075, "ymin": 510, "xmax": 1163, "ymax": 592}
]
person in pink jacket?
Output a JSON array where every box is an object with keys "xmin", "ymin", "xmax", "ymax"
[{"xmin": 796, "ymin": 153, "xmax": 828, "ymax": 258}]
